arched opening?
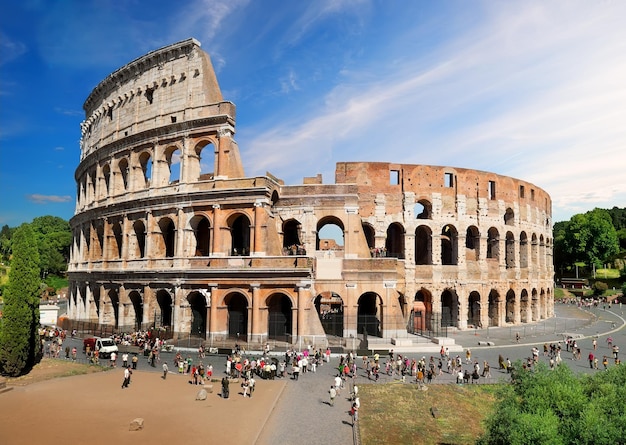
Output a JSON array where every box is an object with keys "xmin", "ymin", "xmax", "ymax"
[
  {"xmin": 519, "ymin": 232, "xmax": 528, "ymax": 268},
  {"xmin": 540, "ymin": 289, "xmax": 546, "ymax": 320},
  {"xmin": 187, "ymin": 291, "xmax": 207, "ymax": 338},
  {"xmin": 283, "ymin": 219, "xmax": 303, "ymax": 253},
  {"xmin": 415, "ymin": 225, "xmax": 432, "ymax": 265},
  {"xmin": 191, "ymin": 216, "xmax": 211, "ymax": 256},
  {"xmin": 267, "ymin": 294, "xmax": 293, "ymax": 341},
  {"xmin": 225, "ymin": 293, "xmax": 248, "ymax": 338},
  {"xmin": 158, "ymin": 217, "xmax": 176, "ymax": 258},
  {"xmin": 465, "ymin": 226, "xmax": 480, "ymax": 261},
  {"xmin": 385, "ymin": 222, "xmax": 405, "ymax": 259},
  {"xmin": 106, "ymin": 288, "xmax": 119, "ymax": 328},
  {"xmin": 139, "ymin": 151, "xmax": 152, "ymax": 188},
  {"xmin": 362, "ymin": 223, "xmax": 375, "ymax": 255},
  {"xmin": 118, "ymin": 158, "xmax": 129, "ymax": 191},
  {"xmin": 468, "ymin": 291, "xmax": 481, "ymax": 327},
  {"xmin": 441, "ymin": 289, "xmax": 458, "ymax": 327},
  {"xmin": 531, "ymin": 288, "xmax": 539, "ymax": 321},
  {"xmin": 488, "ymin": 290, "xmax": 500, "ymax": 326},
  {"xmin": 506, "ymin": 289, "xmax": 516, "ymax": 323},
  {"xmin": 133, "ymin": 220, "xmax": 146, "ymax": 258},
  {"xmin": 229, "ymin": 214, "xmax": 251, "ymax": 255},
  {"xmin": 520, "ymin": 289, "xmax": 530, "ymax": 323},
  {"xmin": 128, "ymin": 291, "xmax": 143, "ymax": 330},
  {"xmin": 531, "ymin": 233, "xmax": 538, "ymax": 266},
  {"xmin": 505, "ymin": 231, "xmax": 515, "ymax": 269},
  {"xmin": 414, "ymin": 199, "xmax": 432, "ymax": 219},
  {"xmin": 315, "ymin": 292, "xmax": 344, "ymax": 337},
  {"xmin": 156, "ymin": 290, "xmax": 173, "ymax": 328},
  {"xmin": 92, "ymin": 221, "xmax": 104, "ymax": 260},
  {"xmin": 111, "ymin": 221, "xmax": 123, "ymax": 259},
  {"xmin": 102, "ymin": 164, "xmax": 111, "ymax": 196},
  {"xmin": 317, "ymin": 216, "xmax": 345, "ymax": 251},
  {"xmin": 194, "ymin": 141, "xmax": 215, "ymax": 181},
  {"xmin": 504, "ymin": 208, "xmax": 514, "ymax": 225},
  {"xmin": 487, "ymin": 227, "xmax": 499, "ymax": 259},
  {"xmin": 357, "ymin": 292, "xmax": 382, "ymax": 337},
  {"xmin": 441, "ymin": 225, "xmax": 458, "ymax": 265},
  {"xmin": 165, "ymin": 146, "xmax": 181, "ymax": 184},
  {"xmin": 411, "ymin": 288, "xmax": 433, "ymax": 332}
]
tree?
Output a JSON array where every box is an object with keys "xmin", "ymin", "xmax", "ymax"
[
  {"xmin": 0, "ymin": 224, "xmax": 42, "ymax": 376},
  {"xmin": 0, "ymin": 224, "xmax": 13, "ymax": 263},
  {"xmin": 30, "ymin": 216, "xmax": 72, "ymax": 275},
  {"xmin": 562, "ymin": 209, "xmax": 619, "ymax": 269},
  {"xmin": 478, "ymin": 363, "xmax": 626, "ymax": 445}
]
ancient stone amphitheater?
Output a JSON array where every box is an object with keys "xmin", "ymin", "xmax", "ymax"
[{"xmin": 67, "ymin": 39, "xmax": 554, "ymax": 347}]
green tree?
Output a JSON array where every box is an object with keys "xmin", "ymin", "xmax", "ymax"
[
  {"xmin": 0, "ymin": 224, "xmax": 42, "ymax": 376},
  {"xmin": 562, "ymin": 209, "xmax": 619, "ymax": 268},
  {"xmin": 478, "ymin": 363, "xmax": 626, "ymax": 445},
  {"xmin": 593, "ymin": 281, "xmax": 608, "ymax": 296},
  {"xmin": 0, "ymin": 224, "xmax": 13, "ymax": 263},
  {"xmin": 30, "ymin": 216, "xmax": 71, "ymax": 275}
]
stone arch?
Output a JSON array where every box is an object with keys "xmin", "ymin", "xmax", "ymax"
[
  {"xmin": 132, "ymin": 220, "xmax": 146, "ymax": 258},
  {"xmin": 412, "ymin": 288, "xmax": 433, "ymax": 331},
  {"xmin": 531, "ymin": 288, "xmax": 539, "ymax": 321},
  {"xmin": 105, "ymin": 288, "xmax": 120, "ymax": 328},
  {"xmin": 224, "ymin": 292, "xmax": 248, "ymax": 338},
  {"xmin": 505, "ymin": 289, "xmax": 516, "ymax": 323},
  {"xmin": 190, "ymin": 215, "xmax": 211, "ymax": 256},
  {"xmin": 227, "ymin": 212, "xmax": 251, "ymax": 256},
  {"xmin": 488, "ymin": 290, "xmax": 501, "ymax": 326},
  {"xmin": 385, "ymin": 222, "xmax": 405, "ymax": 259},
  {"xmin": 362, "ymin": 223, "xmax": 376, "ymax": 253},
  {"xmin": 505, "ymin": 231, "xmax": 515, "ymax": 269},
  {"xmin": 128, "ymin": 291, "xmax": 143, "ymax": 330},
  {"xmin": 92, "ymin": 220, "xmax": 104, "ymax": 260},
  {"xmin": 519, "ymin": 232, "xmax": 529, "ymax": 268},
  {"xmin": 111, "ymin": 220, "xmax": 123, "ymax": 259},
  {"xmin": 531, "ymin": 233, "xmax": 538, "ymax": 266},
  {"xmin": 441, "ymin": 289, "xmax": 458, "ymax": 327},
  {"xmin": 539, "ymin": 235, "xmax": 545, "ymax": 269},
  {"xmin": 316, "ymin": 215, "xmax": 345, "ymax": 250},
  {"xmin": 283, "ymin": 219, "xmax": 302, "ymax": 251},
  {"xmin": 187, "ymin": 291, "xmax": 207, "ymax": 338},
  {"xmin": 441, "ymin": 225, "xmax": 458, "ymax": 265},
  {"xmin": 520, "ymin": 289, "xmax": 530, "ymax": 323},
  {"xmin": 267, "ymin": 293, "xmax": 293, "ymax": 340},
  {"xmin": 540, "ymin": 288, "xmax": 546, "ymax": 320},
  {"xmin": 415, "ymin": 225, "xmax": 432, "ymax": 265},
  {"xmin": 315, "ymin": 292, "xmax": 344, "ymax": 337},
  {"xmin": 468, "ymin": 291, "xmax": 481, "ymax": 327},
  {"xmin": 504, "ymin": 208, "xmax": 514, "ymax": 225},
  {"xmin": 487, "ymin": 227, "xmax": 499, "ymax": 259},
  {"xmin": 465, "ymin": 225, "xmax": 480, "ymax": 261},
  {"xmin": 102, "ymin": 163, "xmax": 111, "ymax": 196},
  {"xmin": 193, "ymin": 139, "xmax": 217, "ymax": 181},
  {"xmin": 138, "ymin": 151, "xmax": 152, "ymax": 188},
  {"xmin": 414, "ymin": 199, "xmax": 432, "ymax": 219},
  {"xmin": 157, "ymin": 217, "xmax": 176, "ymax": 258},
  {"xmin": 357, "ymin": 292, "xmax": 383, "ymax": 337},
  {"xmin": 117, "ymin": 157, "xmax": 129, "ymax": 191},
  {"xmin": 156, "ymin": 289, "xmax": 173, "ymax": 328},
  {"xmin": 164, "ymin": 144, "xmax": 182, "ymax": 184}
]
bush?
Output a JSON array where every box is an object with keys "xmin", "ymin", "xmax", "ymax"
[{"xmin": 593, "ymin": 281, "xmax": 608, "ymax": 296}]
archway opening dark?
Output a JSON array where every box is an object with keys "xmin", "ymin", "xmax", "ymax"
[
  {"xmin": 315, "ymin": 292, "xmax": 344, "ymax": 337},
  {"xmin": 468, "ymin": 291, "xmax": 481, "ymax": 327},
  {"xmin": 441, "ymin": 225, "xmax": 458, "ymax": 265},
  {"xmin": 112, "ymin": 222, "xmax": 123, "ymax": 258},
  {"xmin": 159, "ymin": 218, "xmax": 176, "ymax": 257},
  {"xmin": 192, "ymin": 216, "xmax": 211, "ymax": 256},
  {"xmin": 283, "ymin": 219, "xmax": 303, "ymax": 252},
  {"xmin": 506, "ymin": 290, "xmax": 516, "ymax": 323},
  {"xmin": 231, "ymin": 214, "xmax": 251, "ymax": 256},
  {"xmin": 441, "ymin": 290, "xmax": 458, "ymax": 327},
  {"xmin": 133, "ymin": 220, "xmax": 146, "ymax": 258},
  {"xmin": 267, "ymin": 294, "xmax": 293, "ymax": 341},
  {"xmin": 520, "ymin": 290, "xmax": 530, "ymax": 323},
  {"xmin": 488, "ymin": 290, "xmax": 500, "ymax": 327},
  {"xmin": 107, "ymin": 289, "xmax": 120, "ymax": 329},
  {"xmin": 226, "ymin": 293, "xmax": 248, "ymax": 339},
  {"xmin": 415, "ymin": 225, "xmax": 432, "ymax": 265},
  {"xmin": 156, "ymin": 290, "xmax": 173, "ymax": 328},
  {"xmin": 358, "ymin": 292, "xmax": 382, "ymax": 337},
  {"xmin": 465, "ymin": 226, "xmax": 480, "ymax": 261},
  {"xmin": 362, "ymin": 223, "xmax": 375, "ymax": 254},
  {"xmin": 385, "ymin": 223, "xmax": 405, "ymax": 259},
  {"xmin": 128, "ymin": 291, "xmax": 143, "ymax": 331},
  {"xmin": 187, "ymin": 292, "xmax": 207, "ymax": 338}
]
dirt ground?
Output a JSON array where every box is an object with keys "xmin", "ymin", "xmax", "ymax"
[{"xmin": 0, "ymin": 360, "xmax": 286, "ymax": 445}]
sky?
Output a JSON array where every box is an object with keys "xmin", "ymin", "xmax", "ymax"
[{"xmin": 1, "ymin": 0, "xmax": 625, "ymax": 228}]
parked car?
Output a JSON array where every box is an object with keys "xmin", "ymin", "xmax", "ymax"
[{"xmin": 83, "ymin": 337, "xmax": 118, "ymax": 358}]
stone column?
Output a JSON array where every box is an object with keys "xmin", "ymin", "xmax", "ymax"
[
  {"xmin": 250, "ymin": 283, "xmax": 261, "ymax": 343},
  {"xmin": 211, "ymin": 204, "xmax": 222, "ymax": 256},
  {"xmin": 253, "ymin": 201, "xmax": 264, "ymax": 255},
  {"xmin": 296, "ymin": 285, "xmax": 309, "ymax": 341}
]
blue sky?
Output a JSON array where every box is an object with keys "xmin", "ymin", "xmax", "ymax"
[{"xmin": 1, "ymin": 0, "xmax": 625, "ymax": 228}]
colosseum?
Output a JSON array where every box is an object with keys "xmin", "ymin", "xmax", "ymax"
[{"xmin": 67, "ymin": 38, "xmax": 554, "ymax": 349}]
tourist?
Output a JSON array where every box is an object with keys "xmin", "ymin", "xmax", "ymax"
[
  {"xmin": 121, "ymin": 366, "xmax": 131, "ymax": 389},
  {"xmin": 329, "ymin": 385, "xmax": 337, "ymax": 406},
  {"xmin": 163, "ymin": 362, "xmax": 169, "ymax": 379}
]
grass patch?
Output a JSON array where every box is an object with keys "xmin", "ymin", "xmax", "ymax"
[
  {"xmin": 6, "ymin": 358, "xmax": 110, "ymax": 386},
  {"xmin": 595, "ymin": 268, "xmax": 620, "ymax": 279},
  {"xmin": 359, "ymin": 383, "xmax": 498, "ymax": 445}
]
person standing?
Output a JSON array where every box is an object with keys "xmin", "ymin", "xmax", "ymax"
[
  {"xmin": 221, "ymin": 377, "xmax": 230, "ymax": 399},
  {"xmin": 131, "ymin": 354, "xmax": 138, "ymax": 370},
  {"xmin": 122, "ymin": 352, "xmax": 129, "ymax": 368},
  {"xmin": 588, "ymin": 352, "xmax": 594, "ymax": 369},
  {"xmin": 122, "ymin": 366, "xmax": 130, "ymax": 388},
  {"xmin": 110, "ymin": 351, "xmax": 117, "ymax": 368},
  {"xmin": 162, "ymin": 362, "xmax": 169, "ymax": 379},
  {"xmin": 351, "ymin": 402, "xmax": 359, "ymax": 425}
]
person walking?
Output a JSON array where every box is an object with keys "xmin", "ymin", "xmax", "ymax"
[
  {"xmin": 329, "ymin": 386, "xmax": 337, "ymax": 406},
  {"xmin": 162, "ymin": 362, "xmax": 169, "ymax": 379},
  {"xmin": 121, "ymin": 366, "xmax": 131, "ymax": 389}
]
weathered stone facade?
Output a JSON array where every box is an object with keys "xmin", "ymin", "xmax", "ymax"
[{"xmin": 68, "ymin": 39, "xmax": 554, "ymax": 345}]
